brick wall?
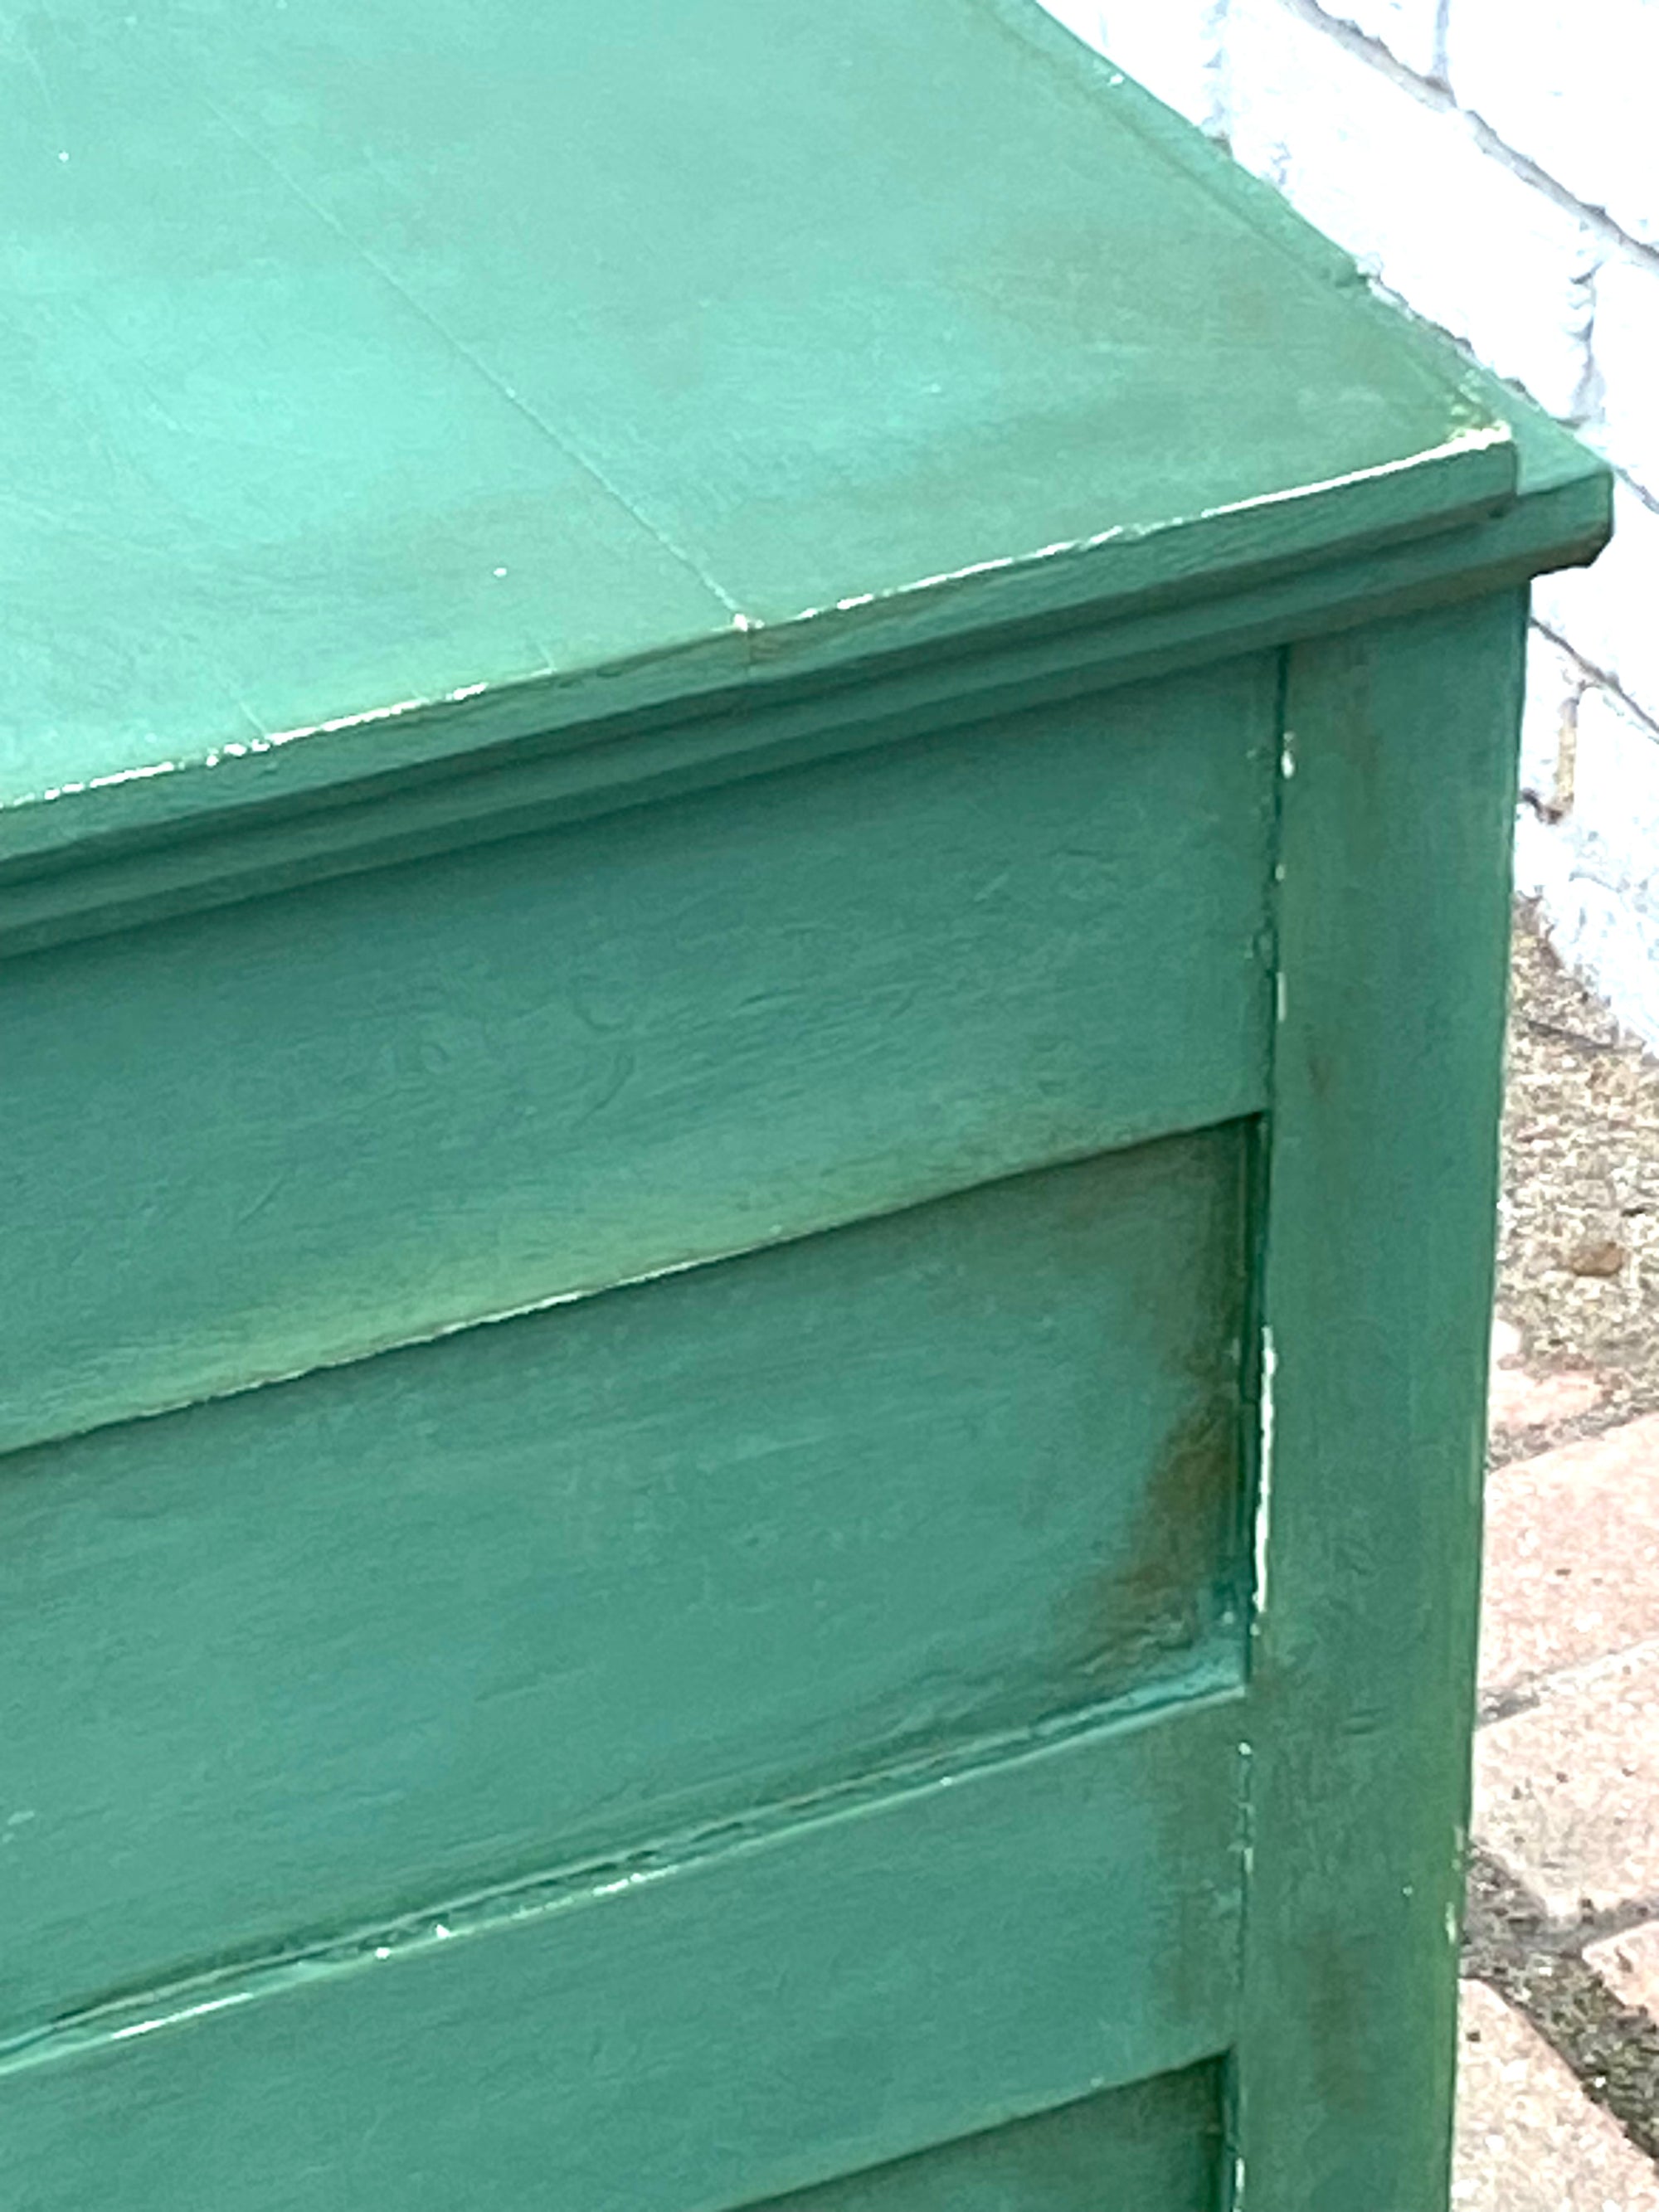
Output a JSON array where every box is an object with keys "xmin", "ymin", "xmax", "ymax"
[{"xmin": 1039, "ymin": 0, "xmax": 1659, "ymax": 1042}]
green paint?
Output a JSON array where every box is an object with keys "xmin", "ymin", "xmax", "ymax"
[
  {"xmin": 6, "ymin": 0, "xmax": 1513, "ymax": 814},
  {"xmin": 0, "ymin": 0, "xmax": 1612, "ymax": 2203},
  {"xmin": 0, "ymin": 1130, "xmax": 1248, "ymax": 2035},
  {"xmin": 0, "ymin": 1697, "xmax": 1245, "ymax": 2210},
  {"xmin": 750, "ymin": 2064, "xmax": 1225, "ymax": 2212},
  {"xmin": 1234, "ymin": 594, "xmax": 1532, "ymax": 2208},
  {"xmin": 0, "ymin": 667, "xmax": 1277, "ymax": 1456}
]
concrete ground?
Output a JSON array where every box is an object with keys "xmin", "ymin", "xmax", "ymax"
[{"xmin": 1455, "ymin": 902, "xmax": 1659, "ymax": 2205}]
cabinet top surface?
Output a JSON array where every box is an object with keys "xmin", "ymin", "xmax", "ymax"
[{"xmin": 1, "ymin": 0, "xmax": 1597, "ymax": 818}]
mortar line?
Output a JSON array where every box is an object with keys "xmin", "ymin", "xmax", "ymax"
[
  {"xmin": 1286, "ymin": 0, "xmax": 1659, "ymax": 275},
  {"xmin": 1477, "ymin": 1629, "xmax": 1659, "ymax": 1729},
  {"xmin": 1465, "ymin": 1846, "xmax": 1659, "ymax": 2169},
  {"xmin": 1531, "ymin": 619, "xmax": 1659, "ymax": 746}
]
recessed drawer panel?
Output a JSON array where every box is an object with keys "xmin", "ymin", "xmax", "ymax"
[
  {"xmin": 0, "ymin": 1123, "xmax": 1250, "ymax": 2035},
  {"xmin": 752, "ymin": 2062, "xmax": 1225, "ymax": 2212},
  {"xmin": 0, "ymin": 1701, "xmax": 1242, "ymax": 2212},
  {"xmin": 2, "ymin": 654, "xmax": 1277, "ymax": 1453}
]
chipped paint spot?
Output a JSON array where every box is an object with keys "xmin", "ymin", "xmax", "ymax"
[
  {"xmin": 780, "ymin": 426, "xmax": 1512, "ymax": 630},
  {"xmin": 592, "ymin": 1867, "xmax": 670, "ymax": 1900},
  {"xmin": 36, "ymin": 759, "xmax": 180, "ymax": 803},
  {"xmin": 1275, "ymin": 971, "xmax": 1287, "ymax": 1027},
  {"xmin": 15, "ymin": 691, "xmax": 463, "ymax": 808},
  {"xmin": 108, "ymin": 1988, "xmax": 255, "ymax": 2045},
  {"xmin": 1279, "ymin": 732, "xmax": 1297, "ymax": 780},
  {"xmin": 261, "ymin": 696, "xmax": 429, "ymax": 748},
  {"xmin": 1253, "ymin": 1329, "xmax": 1277, "ymax": 1627},
  {"xmin": 89, "ymin": 759, "xmax": 179, "ymax": 790},
  {"xmin": 1196, "ymin": 423, "xmax": 1510, "ymax": 523}
]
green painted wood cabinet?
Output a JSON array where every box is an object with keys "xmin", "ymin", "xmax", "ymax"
[{"xmin": 0, "ymin": 2, "xmax": 1611, "ymax": 2205}]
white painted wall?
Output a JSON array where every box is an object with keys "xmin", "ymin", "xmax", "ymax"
[{"xmin": 1039, "ymin": 0, "xmax": 1659, "ymax": 1043}]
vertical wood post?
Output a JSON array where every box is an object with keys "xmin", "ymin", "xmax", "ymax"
[{"xmin": 1236, "ymin": 591, "xmax": 1525, "ymax": 2207}]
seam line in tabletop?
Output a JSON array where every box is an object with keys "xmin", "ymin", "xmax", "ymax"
[
  {"xmin": 167, "ymin": 8, "xmax": 1511, "ymax": 659},
  {"xmin": 169, "ymin": 67, "xmax": 748, "ymax": 630},
  {"xmin": 0, "ymin": 1674, "xmax": 1246, "ymax": 2081}
]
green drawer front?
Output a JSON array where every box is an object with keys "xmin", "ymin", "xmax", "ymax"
[
  {"xmin": 0, "ymin": 1703, "xmax": 1241, "ymax": 2212},
  {"xmin": 0, "ymin": 1123, "xmax": 1248, "ymax": 2038},
  {"xmin": 2, "ymin": 654, "xmax": 1277, "ymax": 1456}
]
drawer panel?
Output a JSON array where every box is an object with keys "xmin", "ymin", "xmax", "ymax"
[
  {"xmin": 1, "ymin": 1125, "xmax": 1250, "ymax": 2033},
  {"xmin": 0, "ymin": 1699, "xmax": 1243, "ymax": 2212},
  {"xmin": 752, "ymin": 2063, "xmax": 1224, "ymax": 2212},
  {"xmin": 2, "ymin": 654, "xmax": 1277, "ymax": 1453}
]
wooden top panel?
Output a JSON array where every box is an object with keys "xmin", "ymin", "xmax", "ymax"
[{"xmin": 0, "ymin": 0, "xmax": 1534, "ymax": 814}]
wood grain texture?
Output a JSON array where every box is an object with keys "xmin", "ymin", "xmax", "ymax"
[
  {"xmin": 0, "ymin": 1127, "xmax": 1249, "ymax": 2035},
  {"xmin": 747, "ymin": 2063, "xmax": 1224, "ymax": 2212},
  {"xmin": 1233, "ymin": 594, "xmax": 1527, "ymax": 2207},
  {"xmin": 0, "ymin": 1694, "xmax": 1244, "ymax": 2212},
  {"xmin": 1, "ymin": 666, "xmax": 1275, "ymax": 1457}
]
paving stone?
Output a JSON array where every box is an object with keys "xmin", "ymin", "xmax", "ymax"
[
  {"xmin": 1586, "ymin": 1921, "xmax": 1659, "ymax": 2023},
  {"xmin": 1475, "ymin": 1644, "xmax": 1659, "ymax": 1920},
  {"xmin": 1489, "ymin": 1364, "xmax": 1605, "ymax": 1436},
  {"xmin": 1453, "ymin": 1978, "xmax": 1659, "ymax": 2211},
  {"xmin": 1480, "ymin": 1416, "xmax": 1659, "ymax": 1701},
  {"xmin": 1495, "ymin": 1309, "xmax": 1610, "ymax": 1433}
]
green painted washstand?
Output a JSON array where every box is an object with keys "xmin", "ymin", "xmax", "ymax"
[{"xmin": 0, "ymin": 1, "xmax": 1609, "ymax": 2204}]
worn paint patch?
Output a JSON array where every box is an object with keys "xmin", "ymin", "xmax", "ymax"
[
  {"xmin": 1073, "ymin": 1395, "xmax": 1245, "ymax": 1693},
  {"xmin": 1048, "ymin": 1131, "xmax": 1252, "ymax": 1707}
]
